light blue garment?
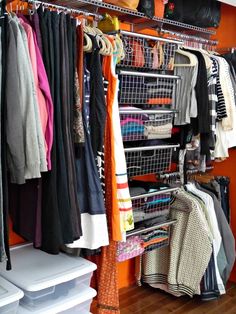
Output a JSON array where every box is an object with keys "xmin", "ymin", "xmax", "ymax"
[{"xmin": 147, "ymin": 197, "xmax": 171, "ymax": 206}]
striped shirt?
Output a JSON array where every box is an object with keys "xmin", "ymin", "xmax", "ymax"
[
  {"xmin": 211, "ymin": 57, "xmax": 227, "ymax": 121},
  {"xmin": 208, "ymin": 74, "xmax": 217, "ymax": 149}
]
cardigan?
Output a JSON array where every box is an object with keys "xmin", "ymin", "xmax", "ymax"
[{"xmin": 141, "ymin": 190, "xmax": 212, "ymax": 297}]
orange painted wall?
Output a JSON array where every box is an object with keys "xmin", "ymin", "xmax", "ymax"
[{"xmin": 117, "ymin": 3, "xmax": 236, "ymax": 289}]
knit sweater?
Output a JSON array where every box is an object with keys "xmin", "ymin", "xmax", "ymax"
[{"xmin": 141, "ymin": 190, "xmax": 213, "ymax": 297}]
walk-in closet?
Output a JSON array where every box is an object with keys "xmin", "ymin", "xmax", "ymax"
[{"xmin": 0, "ymin": 0, "xmax": 236, "ymax": 313}]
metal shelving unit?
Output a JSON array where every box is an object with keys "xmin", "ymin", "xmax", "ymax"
[{"xmin": 46, "ymin": 0, "xmax": 216, "ymax": 37}]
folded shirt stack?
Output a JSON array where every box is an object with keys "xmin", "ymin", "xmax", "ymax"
[{"xmin": 116, "ymin": 235, "xmax": 144, "ymax": 262}]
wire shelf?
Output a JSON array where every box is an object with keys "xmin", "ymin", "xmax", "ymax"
[
  {"xmin": 124, "ymin": 144, "xmax": 179, "ymax": 177},
  {"xmin": 131, "ymin": 188, "xmax": 177, "ymax": 223},
  {"xmin": 119, "ymin": 31, "xmax": 181, "ymax": 71},
  {"xmin": 48, "ymin": 0, "xmax": 216, "ymax": 36},
  {"xmin": 118, "ymin": 71, "xmax": 179, "ymax": 108},
  {"xmin": 117, "ymin": 219, "xmax": 176, "ymax": 260},
  {"xmin": 120, "ymin": 109, "xmax": 174, "ymax": 142}
]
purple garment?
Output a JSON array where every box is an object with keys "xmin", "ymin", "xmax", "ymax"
[{"xmin": 31, "ymin": 12, "xmax": 43, "ymax": 54}]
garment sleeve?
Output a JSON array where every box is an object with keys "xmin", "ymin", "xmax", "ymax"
[
  {"xmin": 177, "ymin": 203, "xmax": 213, "ymax": 295},
  {"xmin": 6, "ymin": 25, "xmax": 26, "ymax": 184}
]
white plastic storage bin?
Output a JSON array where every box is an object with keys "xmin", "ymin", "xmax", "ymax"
[
  {"xmin": 22, "ymin": 271, "xmax": 93, "ymax": 308},
  {"xmin": 0, "ymin": 244, "xmax": 97, "ymax": 311},
  {"xmin": 18, "ymin": 285, "xmax": 96, "ymax": 314},
  {"xmin": 0, "ymin": 276, "xmax": 23, "ymax": 314}
]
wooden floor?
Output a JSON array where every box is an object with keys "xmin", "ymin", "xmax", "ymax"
[{"xmin": 119, "ymin": 283, "xmax": 236, "ymax": 314}]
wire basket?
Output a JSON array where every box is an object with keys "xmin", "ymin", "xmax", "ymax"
[
  {"xmin": 120, "ymin": 109, "xmax": 175, "ymax": 141},
  {"xmin": 124, "ymin": 144, "xmax": 179, "ymax": 177},
  {"xmin": 119, "ymin": 30, "xmax": 181, "ymax": 71},
  {"xmin": 131, "ymin": 188, "xmax": 177, "ymax": 223},
  {"xmin": 118, "ymin": 71, "xmax": 179, "ymax": 108},
  {"xmin": 126, "ymin": 220, "xmax": 176, "ymax": 253}
]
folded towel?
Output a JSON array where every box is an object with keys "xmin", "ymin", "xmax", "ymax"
[
  {"xmin": 147, "ymin": 98, "xmax": 172, "ymax": 105},
  {"xmin": 120, "ymin": 118, "xmax": 144, "ymax": 126},
  {"xmin": 144, "ymin": 123, "xmax": 172, "ymax": 139}
]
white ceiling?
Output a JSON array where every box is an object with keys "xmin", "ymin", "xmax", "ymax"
[{"xmin": 218, "ymin": 0, "xmax": 236, "ymax": 7}]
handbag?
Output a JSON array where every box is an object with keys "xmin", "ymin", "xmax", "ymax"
[{"xmin": 103, "ymin": 0, "xmax": 140, "ymax": 10}]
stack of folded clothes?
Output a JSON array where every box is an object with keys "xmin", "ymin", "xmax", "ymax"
[
  {"xmin": 121, "ymin": 117, "xmax": 145, "ymax": 140},
  {"xmin": 120, "ymin": 106, "xmax": 147, "ymax": 141},
  {"xmin": 116, "ymin": 235, "xmax": 144, "ymax": 262},
  {"xmin": 141, "ymin": 226, "xmax": 169, "ymax": 252},
  {"xmin": 144, "ymin": 123, "xmax": 172, "ymax": 139},
  {"xmin": 120, "ymin": 108, "xmax": 173, "ymax": 141},
  {"xmin": 129, "ymin": 181, "xmax": 171, "ymax": 222}
]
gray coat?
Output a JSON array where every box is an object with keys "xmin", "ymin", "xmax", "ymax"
[
  {"xmin": 197, "ymin": 183, "xmax": 235, "ymax": 283},
  {"xmin": 6, "ymin": 16, "xmax": 47, "ymax": 183}
]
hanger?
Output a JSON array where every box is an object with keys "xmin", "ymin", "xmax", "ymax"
[
  {"xmin": 191, "ymin": 172, "xmax": 215, "ymax": 184},
  {"xmin": 174, "ymin": 48, "xmax": 198, "ymax": 67},
  {"xmin": 115, "ymin": 35, "xmax": 125, "ymax": 60},
  {"xmin": 83, "ymin": 32, "xmax": 93, "ymax": 52},
  {"xmin": 92, "ymin": 27, "xmax": 113, "ymax": 55},
  {"xmin": 184, "ymin": 45, "xmax": 213, "ymax": 70}
]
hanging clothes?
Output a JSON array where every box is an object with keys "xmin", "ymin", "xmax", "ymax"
[
  {"xmin": 0, "ymin": 15, "xmax": 5, "ymax": 264},
  {"xmin": 6, "ymin": 16, "xmax": 46, "ymax": 183},
  {"xmin": 86, "ymin": 34, "xmax": 107, "ymax": 156},
  {"xmin": 186, "ymin": 183, "xmax": 225, "ymax": 295},
  {"xmin": 66, "ymin": 59, "xmax": 109, "ymax": 250},
  {"xmin": 109, "ymin": 37, "xmax": 134, "ymax": 235}
]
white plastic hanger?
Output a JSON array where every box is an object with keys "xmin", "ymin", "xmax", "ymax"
[{"xmin": 174, "ymin": 48, "xmax": 198, "ymax": 67}]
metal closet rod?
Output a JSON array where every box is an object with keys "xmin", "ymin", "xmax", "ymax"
[
  {"xmin": 160, "ymin": 29, "xmax": 218, "ymax": 46},
  {"xmin": 126, "ymin": 219, "xmax": 177, "ymax": 237},
  {"xmin": 124, "ymin": 144, "xmax": 180, "ymax": 153},
  {"xmin": 27, "ymin": 0, "xmax": 103, "ymax": 18},
  {"xmin": 120, "ymin": 30, "xmax": 183, "ymax": 45},
  {"xmin": 130, "ymin": 187, "xmax": 179, "ymax": 201},
  {"xmin": 118, "ymin": 70, "xmax": 180, "ymax": 80},
  {"xmin": 217, "ymin": 47, "xmax": 236, "ymax": 53},
  {"xmin": 186, "ymin": 166, "xmax": 214, "ymax": 175},
  {"xmin": 119, "ymin": 109, "xmax": 177, "ymax": 114}
]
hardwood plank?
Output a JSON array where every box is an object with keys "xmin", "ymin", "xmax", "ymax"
[
  {"xmin": 91, "ymin": 283, "xmax": 236, "ymax": 313},
  {"xmin": 118, "ymin": 283, "xmax": 236, "ymax": 314}
]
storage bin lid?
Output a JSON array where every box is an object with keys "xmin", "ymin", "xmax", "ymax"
[
  {"xmin": 0, "ymin": 276, "xmax": 24, "ymax": 307},
  {"xmin": 17, "ymin": 286, "xmax": 96, "ymax": 314},
  {"xmin": 0, "ymin": 244, "xmax": 97, "ymax": 292}
]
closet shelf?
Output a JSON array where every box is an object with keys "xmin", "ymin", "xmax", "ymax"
[
  {"xmin": 126, "ymin": 219, "xmax": 177, "ymax": 237},
  {"xmin": 118, "ymin": 71, "xmax": 179, "ymax": 107},
  {"xmin": 119, "ymin": 109, "xmax": 176, "ymax": 142},
  {"xmin": 131, "ymin": 187, "xmax": 178, "ymax": 223},
  {"xmin": 118, "ymin": 30, "xmax": 182, "ymax": 71},
  {"xmin": 124, "ymin": 144, "xmax": 179, "ymax": 177},
  {"xmin": 46, "ymin": 0, "xmax": 216, "ymax": 36},
  {"xmin": 131, "ymin": 187, "xmax": 178, "ymax": 201}
]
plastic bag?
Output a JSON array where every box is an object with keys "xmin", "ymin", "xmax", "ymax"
[
  {"xmin": 164, "ymin": 0, "xmax": 221, "ymax": 28},
  {"xmin": 183, "ymin": 0, "xmax": 221, "ymax": 28}
]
